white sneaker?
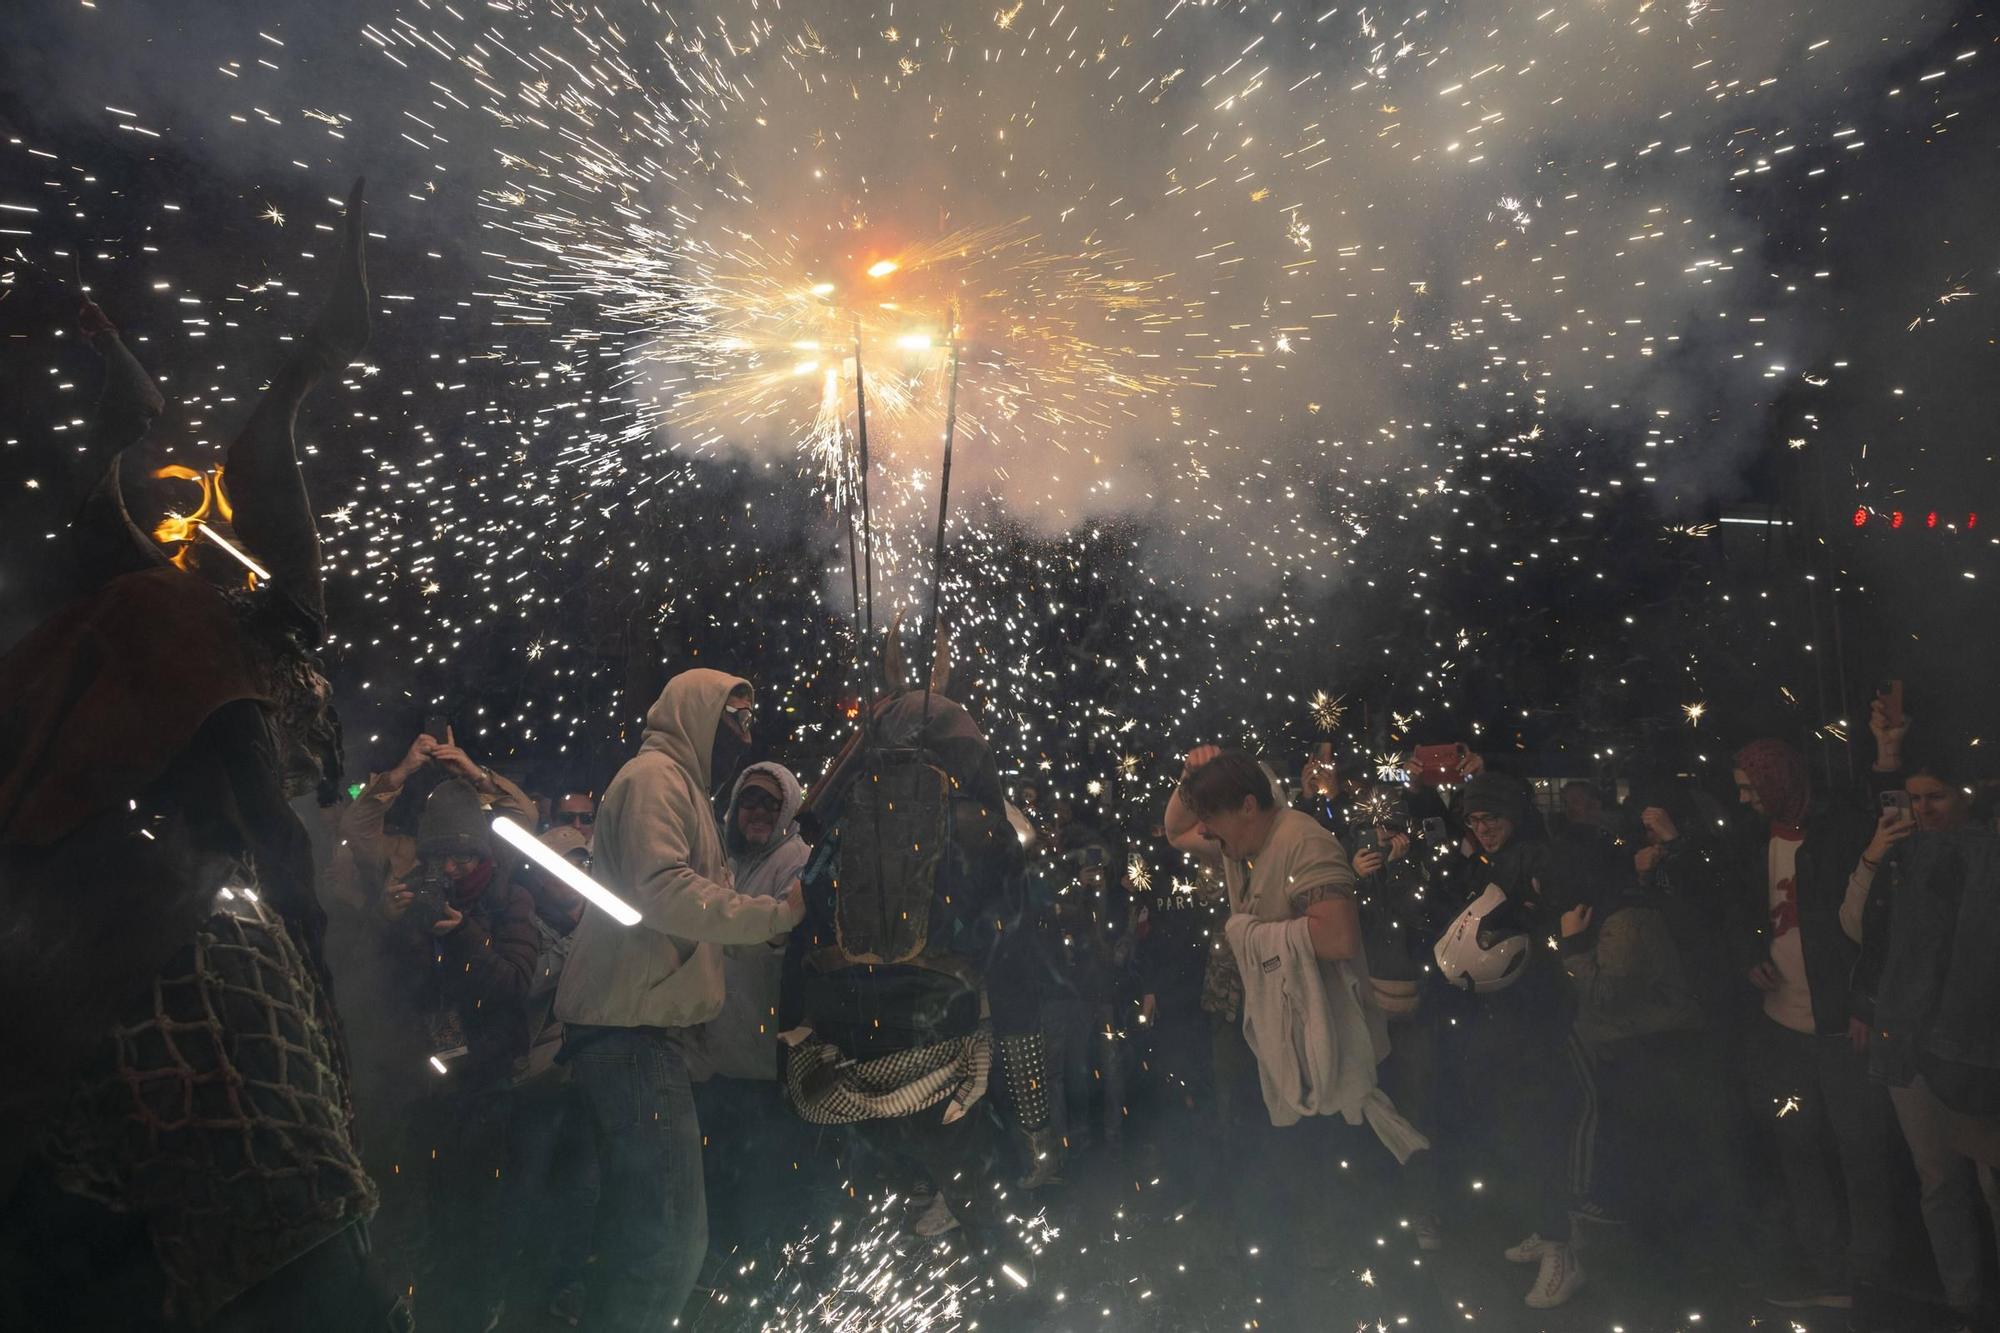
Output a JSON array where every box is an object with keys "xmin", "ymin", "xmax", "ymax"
[
  {"xmin": 911, "ymin": 1193, "xmax": 961, "ymax": 1237},
  {"xmin": 1503, "ymin": 1232, "xmax": 1553, "ymax": 1264},
  {"xmin": 1524, "ymin": 1242, "xmax": 1584, "ymax": 1309}
]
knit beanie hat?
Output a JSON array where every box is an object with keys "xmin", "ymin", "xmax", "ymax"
[
  {"xmin": 1459, "ymin": 771, "xmax": 1529, "ymax": 825},
  {"xmin": 417, "ymin": 778, "xmax": 488, "ymax": 861}
]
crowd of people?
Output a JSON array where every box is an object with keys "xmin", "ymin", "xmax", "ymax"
[
  {"xmin": 2, "ymin": 185, "xmax": 1998, "ymax": 1333},
  {"xmin": 294, "ymin": 676, "xmax": 2000, "ymax": 1333}
]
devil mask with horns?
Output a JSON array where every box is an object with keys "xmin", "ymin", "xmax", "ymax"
[{"xmin": 0, "ymin": 182, "xmax": 401, "ymax": 1329}]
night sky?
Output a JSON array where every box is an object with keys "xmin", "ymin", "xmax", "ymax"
[{"xmin": 4, "ymin": 0, "xmax": 1998, "ymax": 814}]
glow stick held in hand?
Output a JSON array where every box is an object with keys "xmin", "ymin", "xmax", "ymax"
[{"xmin": 492, "ymin": 815, "xmax": 641, "ymax": 926}]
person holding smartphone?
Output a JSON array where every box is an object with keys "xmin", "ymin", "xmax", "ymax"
[
  {"xmin": 1731, "ymin": 737, "xmax": 1908, "ymax": 1319},
  {"xmin": 341, "ymin": 720, "xmax": 539, "ymax": 917},
  {"xmin": 1845, "ymin": 699, "xmax": 1994, "ymax": 1329}
]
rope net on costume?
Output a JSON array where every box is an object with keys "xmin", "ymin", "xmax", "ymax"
[{"xmin": 44, "ymin": 888, "xmax": 376, "ymax": 1324}]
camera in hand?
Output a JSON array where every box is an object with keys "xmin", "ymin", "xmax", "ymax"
[{"xmin": 405, "ymin": 865, "xmax": 454, "ymax": 930}]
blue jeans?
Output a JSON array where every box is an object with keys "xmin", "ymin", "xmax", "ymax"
[
  {"xmin": 564, "ymin": 1026, "xmax": 706, "ymax": 1331},
  {"xmin": 478, "ymin": 1076, "xmax": 600, "ymax": 1306}
]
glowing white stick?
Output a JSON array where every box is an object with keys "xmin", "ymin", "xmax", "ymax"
[
  {"xmin": 492, "ymin": 815, "xmax": 642, "ymax": 926},
  {"xmin": 194, "ymin": 521, "xmax": 274, "ymax": 582}
]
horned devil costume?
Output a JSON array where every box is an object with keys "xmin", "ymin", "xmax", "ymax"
[
  {"xmin": 0, "ymin": 183, "xmax": 402, "ymax": 1330},
  {"xmin": 783, "ymin": 658, "xmax": 1052, "ymax": 1238}
]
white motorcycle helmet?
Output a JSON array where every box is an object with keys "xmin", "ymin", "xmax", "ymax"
[{"xmin": 1434, "ymin": 884, "xmax": 1530, "ymax": 993}]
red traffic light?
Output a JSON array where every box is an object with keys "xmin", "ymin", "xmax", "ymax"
[{"xmin": 1853, "ymin": 507, "xmax": 1868, "ymax": 528}]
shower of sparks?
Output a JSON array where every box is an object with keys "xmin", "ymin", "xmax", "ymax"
[
  {"xmin": 1309, "ymin": 690, "xmax": 1347, "ymax": 734},
  {"xmin": 1908, "ymin": 284, "xmax": 1974, "ymax": 331},
  {"xmin": 4, "ymin": 2, "xmax": 1991, "ymax": 1318}
]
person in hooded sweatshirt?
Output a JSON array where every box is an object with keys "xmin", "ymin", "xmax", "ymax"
[
  {"xmin": 693, "ymin": 762, "xmax": 815, "ymax": 1263},
  {"xmin": 704, "ymin": 762, "xmax": 810, "ymax": 1081},
  {"xmin": 554, "ymin": 669, "xmax": 805, "ymax": 1333}
]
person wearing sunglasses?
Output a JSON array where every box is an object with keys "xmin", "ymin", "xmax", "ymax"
[{"xmin": 551, "ymin": 792, "xmax": 598, "ymax": 844}]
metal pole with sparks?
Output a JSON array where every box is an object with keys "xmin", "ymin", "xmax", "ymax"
[
  {"xmin": 919, "ymin": 303, "xmax": 961, "ymax": 691},
  {"xmin": 851, "ymin": 319, "xmax": 875, "ymax": 640}
]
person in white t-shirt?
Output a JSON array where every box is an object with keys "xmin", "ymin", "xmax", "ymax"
[
  {"xmin": 1732, "ymin": 738, "xmax": 1910, "ymax": 1320},
  {"xmin": 1163, "ymin": 747, "xmax": 1367, "ymax": 1311}
]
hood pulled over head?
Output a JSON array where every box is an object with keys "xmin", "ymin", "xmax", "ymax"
[
  {"xmin": 726, "ymin": 761, "xmax": 805, "ymax": 859},
  {"xmin": 640, "ymin": 668, "xmax": 752, "ymax": 792}
]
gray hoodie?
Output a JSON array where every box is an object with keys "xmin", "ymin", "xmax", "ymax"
[
  {"xmin": 725, "ymin": 761, "xmax": 808, "ymax": 898},
  {"xmin": 555, "ymin": 669, "xmax": 801, "ymax": 1031},
  {"xmin": 694, "ymin": 761, "xmax": 810, "ymax": 1080}
]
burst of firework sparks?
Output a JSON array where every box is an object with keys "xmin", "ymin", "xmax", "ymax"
[
  {"xmin": 1309, "ymin": 690, "xmax": 1347, "ymax": 733},
  {"xmin": 1907, "ymin": 284, "xmax": 1974, "ymax": 331},
  {"xmin": 8, "ymin": 6, "xmax": 1991, "ymax": 1315},
  {"xmin": 1682, "ymin": 700, "xmax": 1707, "ymax": 726}
]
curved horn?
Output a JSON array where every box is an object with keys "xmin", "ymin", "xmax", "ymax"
[
  {"xmin": 71, "ymin": 451, "xmax": 176, "ymax": 588},
  {"xmin": 881, "ymin": 610, "xmax": 908, "ymax": 691},
  {"xmin": 224, "ymin": 178, "xmax": 370, "ymax": 632},
  {"xmin": 70, "ymin": 299, "xmax": 173, "ymax": 584},
  {"xmin": 929, "ymin": 624, "xmax": 950, "ymax": 696}
]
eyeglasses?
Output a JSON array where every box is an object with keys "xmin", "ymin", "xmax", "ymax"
[
  {"xmin": 555, "ymin": 810, "xmax": 594, "ymax": 828},
  {"xmin": 737, "ymin": 788, "xmax": 783, "ymax": 813},
  {"xmin": 1465, "ymin": 812, "xmax": 1509, "ymax": 831}
]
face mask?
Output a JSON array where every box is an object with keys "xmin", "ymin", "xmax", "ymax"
[{"xmin": 711, "ymin": 717, "xmax": 751, "ymax": 799}]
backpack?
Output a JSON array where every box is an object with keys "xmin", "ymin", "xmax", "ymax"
[{"xmin": 831, "ymin": 746, "xmax": 953, "ymax": 965}]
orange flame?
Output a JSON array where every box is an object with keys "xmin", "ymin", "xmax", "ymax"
[{"xmin": 152, "ymin": 465, "xmax": 253, "ymax": 584}]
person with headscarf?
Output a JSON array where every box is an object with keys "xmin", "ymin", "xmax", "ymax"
[
  {"xmin": 1730, "ymin": 738, "xmax": 1910, "ymax": 1319},
  {"xmin": 0, "ymin": 182, "xmax": 403, "ymax": 1329},
  {"xmin": 553, "ymin": 669, "xmax": 803, "ymax": 1332}
]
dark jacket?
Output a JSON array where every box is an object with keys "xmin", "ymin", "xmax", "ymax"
[
  {"xmin": 1637, "ymin": 833, "xmax": 1741, "ymax": 1027},
  {"xmin": 1559, "ymin": 885, "xmax": 1703, "ymax": 1051},
  {"xmin": 1134, "ymin": 879, "xmax": 1219, "ymax": 1023},
  {"xmin": 388, "ymin": 864, "xmax": 539, "ymax": 1088},
  {"xmin": 1734, "ymin": 802, "xmax": 1871, "ymax": 1036},
  {"xmin": 1857, "ymin": 830, "xmax": 2000, "ymax": 1117},
  {"xmin": 1440, "ymin": 833, "xmax": 1581, "ymax": 1029},
  {"xmin": 1343, "ymin": 840, "xmax": 1444, "ymax": 989}
]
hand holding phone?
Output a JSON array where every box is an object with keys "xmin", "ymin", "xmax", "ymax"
[
  {"xmin": 1411, "ymin": 743, "xmax": 1469, "ymax": 786},
  {"xmin": 1870, "ymin": 682, "xmax": 1909, "ymax": 772},
  {"xmin": 1878, "ymin": 680, "xmax": 1905, "ymax": 731}
]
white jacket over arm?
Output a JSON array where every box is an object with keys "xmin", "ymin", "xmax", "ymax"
[{"xmin": 1225, "ymin": 913, "xmax": 1430, "ymax": 1163}]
